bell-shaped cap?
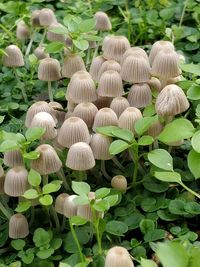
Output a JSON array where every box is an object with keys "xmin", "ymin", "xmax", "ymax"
[
  {"xmin": 25, "ymin": 101, "xmax": 56, "ymax": 127},
  {"xmin": 31, "ymin": 144, "xmax": 62, "ymax": 175},
  {"xmin": 58, "ymin": 117, "xmax": 90, "ymax": 148},
  {"xmin": 128, "ymin": 83, "xmax": 152, "ymax": 108},
  {"xmin": 34, "ymin": 46, "xmax": 49, "ymax": 60},
  {"xmin": 16, "ymin": 21, "xmax": 30, "ymax": 40},
  {"xmin": 155, "ymin": 84, "xmax": 189, "ymax": 117},
  {"xmin": 63, "ymin": 195, "xmax": 78, "ymax": 218},
  {"xmin": 66, "ymin": 142, "xmax": 95, "ymax": 171},
  {"xmin": 39, "ymin": 8, "xmax": 56, "ymax": 27},
  {"xmin": 94, "ymin": 11, "xmax": 112, "ymax": 31},
  {"xmin": 3, "ymin": 45, "xmax": 24, "ymax": 67},
  {"xmin": 118, "ymin": 107, "xmax": 142, "ymax": 133},
  {"xmin": 0, "ymin": 166, "xmax": 5, "ymax": 195},
  {"xmin": 148, "ymin": 121, "xmax": 163, "ymax": 138},
  {"xmin": 31, "ymin": 10, "xmax": 41, "ymax": 27},
  {"xmin": 121, "ymin": 55, "xmax": 151, "ymax": 83},
  {"xmin": 73, "ymin": 102, "xmax": 98, "ymax": 128},
  {"xmin": 89, "ymin": 55, "xmax": 106, "ymax": 81},
  {"xmin": 38, "ymin": 58, "xmax": 61, "ymax": 81},
  {"xmin": 30, "ymin": 112, "xmax": 57, "ymax": 140},
  {"xmin": 93, "ymin": 96, "xmax": 113, "ymax": 109},
  {"xmin": 55, "ymin": 193, "xmax": 69, "ymax": 215},
  {"xmin": 4, "ymin": 166, "xmax": 28, "ymax": 197},
  {"xmin": 90, "ymin": 133, "xmax": 113, "ymax": 160},
  {"xmin": 151, "ymin": 48, "xmax": 181, "ymax": 79},
  {"xmin": 3, "ymin": 149, "xmax": 23, "ymax": 168},
  {"xmin": 49, "ymin": 101, "xmax": 65, "ymax": 124},
  {"xmin": 97, "ymin": 70, "xmax": 124, "ymax": 97},
  {"xmin": 149, "ymin": 40, "xmax": 174, "ymax": 65},
  {"xmin": 166, "ymin": 75, "xmax": 182, "ymax": 85},
  {"xmin": 98, "ymin": 60, "xmax": 121, "ymax": 80},
  {"xmin": 102, "ymin": 35, "xmax": 130, "ymax": 62},
  {"xmin": 47, "ymin": 22, "xmax": 66, "ymax": 43},
  {"xmin": 111, "ymin": 175, "xmax": 127, "ymax": 192},
  {"xmin": 66, "ymin": 71, "xmax": 97, "ymax": 103},
  {"xmin": 62, "ymin": 54, "xmax": 86, "ymax": 78},
  {"xmin": 93, "ymin": 108, "xmax": 118, "ymax": 132},
  {"xmin": 110, "ymin": 97, "xmax": 130, "ymax": 118},
  {"xmin": 121, "ymin": 47, "xmax": 148, "ymax": 64},
  {"xmin": 105, "ymin": 246, "xmax": 134, "ymax": 267},
  {"xmin": 148, "ymin": 77, "xmax": 162, "ymax": 92},
  {"xmin": 9, "ymin": 213, "xmax": 29, "ymax": 239}
]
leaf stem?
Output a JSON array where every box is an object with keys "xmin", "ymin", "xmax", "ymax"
[
  {"xmin": 50, "ymin": 205, "xmax": 60, "ymax": 232},
  {"xmin": 0, "ymin": 200, "xmax": 11, "ymax": 219},
  {"xmin": 179, "ymin": 0, "xmax": 189, "ymax": 27},
  {"xmin": 14, "ymin": 68, "xmax": 28, "ymax": 103},
  {"xmin": 94, "ymin": 218, "xmax": 102, "ymax": 255},
  {"xmin": 132, "ymin": 145, "xmax": 139, "ymax": 186},
  {"xmin": 179, "ymin": 181, "xmax": 200, "ymax": 199},
  {"xmin": 39, "ymin": 28, "xmax": 47, "ymax": 46}
]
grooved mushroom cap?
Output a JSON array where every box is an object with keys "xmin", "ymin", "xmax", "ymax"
[
  {"xmin": 30, "ymin": 112, "xmax": 57, "ymax": 140},
  {"xmin": 25, "ymin": 101, "xmax": 56, "ymax": 127},
  {"xmin": 3, "ymin": 149, "xmax": 23, "ymax": 168},
  {"xmin": 39, "ymin": 8, "xmax": 56, "ymax": 27},
  {"xmin": 102, "ymin": 35, "xmax": 130, "ymax": 62},
  {"xmin": 0, "ymin": 165, "xmax": 4, "ymax": 178},
  {"xmin": 151, "ymin": 48, "xmax": 181, "ymax": 79},
  {"xmin": 0, "ymin": 176, "xmax": 5, "ymax": 195},
  {"xmin": 89, "ymin": 55, "xmax": 106, "ymax": 81},
  {"xmin": 58, "ymin": 117, "xmax": 91, "ymax": 148},
  {"xmin": 31, "ymin": 10, "xmax": 41, "ymax": 27},
  {"xmin": 9, "ymin": 213, "xmax": 29, "ymax": 239},
  {"xmin": 118, "ymin": 107, "xmax": 142, "ymax": 133},
  {"xmin": 73, "ymin": 102, "xmax": 98, "ymax": 128},
  {"xmin": 16, "ymin": 21, "xmax": 30, "ymax": 40},
  {"xmin": 38, "ymin": 58, "xmax": 61, "ymax": 81},
  {"xmin": 155, "ymin": 84, "xmax": 189, "ymax": 117},
  {"xmin": 97, "ymin": 70, "xmax": 124, "ymax": 97},
  {"xmin": 98, "ymin": 60, "xmax": 121, "ymax": 80},
  {"xmin": 149, "ymin": 40, "xmax": 174, "ymax": 66},
  {"xmin": 166, "ymin": 75, "xmax": 182, "ymax": 85},
  {"xmin": 148, "ymin": 77, "xmax": 162, "ymax": 92},
  {"xmin": 111, "ymin": 175, "xmax": 127, "ymax": 191},
  {"xmin": 47, "ymin": 22, "xmax": 66, "ymax": 43},
  {"xmin": 34, "ymin": 46, "xmax": 49, "ymax": 60},
  {"xmin": 93, "ymin": 108, "xmax": 118, "ymax": 132},
  {"xmin": 94, "ymin": 11, "xmax": 112, "ymax": 31},
  {"xmin": 121, "ymin": 47, "xmax": 148, "ymax": 64},
  {"xmin": 3, "ymin": 45, "xmax": 24, "ymax": 67},
  {"xmin": 55, "ymin": 193, "xmax": 69, "ymax": 214},
  {"xmin": 148, "ymin": 121, "xmax": 163, "ymax": 138},
  {"xmin": 90, "ymin": 133, "xmax": 113, "ymax": 160},
  {"xmin": 110, "ymin": 97, "xmax": 130, "ymax": 118},
  {"xmin": 93, "ymin": 96, "xmax": 113, "ymax": 109},
  {"xmin": 120, "ymin": 55, "xmax": 151, "ymax": 83},
  {"xmin": 62, "ymin": 54, "xmax": 86, "ymax": 78},
  {"xmin": 105, "ymin": 246, "xmax": 134, "ymax": 267},
  {"xmin": 49, "ymin": 101, "xmax": 65, "ymax": 124},
  {"xmin": 127, "ymin": 83, "xmax": 152, "ymax": 108},
  {"xmin": 4, "ymin": 166, "xmax": 28, "ymax": 197},
  {"xmin": 31, "ymin": 144, "xmax": 62, "ymax": 175},
  {"xmin": 66, "ymin": 142, "xmax": 95, "ymax": 171},
  {"xmin": 63, "ymin": 195, "xmax": 78, "ymax": 218},
  {"xmin": 66, "ymin": 71, "xmax": 97, "ymax": 103}
]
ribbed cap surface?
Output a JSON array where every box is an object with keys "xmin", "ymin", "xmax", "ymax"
[
  {"xmin": 105, "ymin": 246, "xmax": 134, "ymax": 267},
  {"xmin": 118, "ymin": 107, "xmax": 142, "ymax": 133},
  {"xmin": 89, "ymin": 56, "xmax": 106, "ymax": 81},
  {"xmin": 94, "ymin": 11, "xmax": 112, "ymax": 31},
  {"xmin": 38, "ymin": 58, "xmax": 61, "ymax": 81},
  {"xmin": 93, "ymin": 108, "xmax": 118, "ymax": 132},
  {"xmin": 62, "ymin": 54, "xmax": 86, "ymax": 78},
  {"xmin": 90, "ymin": 133, "xmax": 113, "ymax": 160},
  {"xmin": 110, "ymin": 97, "xmax": 130, "ymax": 118},
  {"xmin": 73, "ymin": 102, "xmax": 98, "ymax": 128},
  {"xmin": 9, "ymin": 213, "xmax": 29, "ymax": 239},
  {"xmin": 128, "ymin": 83, "xmax": 152, "ymax": 108},
  {"xmin": 3, "ymin": 45, "xmax": 24, "ymax": 67}
]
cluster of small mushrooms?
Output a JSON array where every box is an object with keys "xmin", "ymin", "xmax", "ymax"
[{"xmin": 1, "ymin": 7, "xmax": 190, "ymax": 266}]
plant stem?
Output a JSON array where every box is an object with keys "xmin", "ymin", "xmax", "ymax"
[
  {"xmin": 132, "ymin": 145, "xmax": 139, "ymax": 186},
  {"xmin": 61, "ymin": 216, "xmax": 66, "ymax": 232},
  {"xmin": 48, "ymin": 81, "xmax": 53, "ymax": 102},
  {"xmin": 29, "ymin": 206, "xmax": 35, "ymax": 227},
  {"xmin": 0, "ymin": 200, "xmax": 11, "ymax": 219},
  {"xmin": 43, "ymin": 174, "xmax": 48, "ymax": 186},
  {"xmin": 14, "ymin": 68, "xmax": 28, "ymax": 103},
  {"xmin": 57, "ymin": 170, "xmax": 70, "ymax": 191},
  {"xmin": 94, "ymin": 218, "xmax": 102, "ymax": 255},
  {"xmin": 179, "ymin": 181, "xmax": 200, "ymax": 199},
  {"xmin": 25, "ymin": 30, "xmax": 36, "ymax": 56},
  {"xmin": 101, "ymin": 160, "xmax": 111, "ymax": 180},
  {"xmin": 69, "ymin": 219, "xmax": 85, "ymax": 263},
  {"xmin": 93, "ymin": 31, "xmax": 102, "ymax": 59},
  {"xmin": 86, "ymin": 47, "xmax": 91, "ymax": 66},
  {"xmin": 112, "ymin": 156, "xmax": 125, "ymax": 171},
  {"xmin": 50, "ymin": 205, "xmax": 60, "ymax": 232},
  {"xmin": 39, "ymin": 28, "xmax": 47, "ymax": 46},
  {"xmin": 179, "ymin": 0, "xmax": 189, "ymax": 27}
]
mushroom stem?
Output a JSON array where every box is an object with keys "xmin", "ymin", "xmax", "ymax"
[
  {"xmin": 43, "ymin": 174, "xmax": 48, "ymax": 186},
  {"xmin": 101, "ymin": 160, "xmax": 111, "ymax": 180},
  {"xmin": 39, "ymin": 27, "xmax": 47, "ymax": 46},
  {"xmin": 61, "ymin": 216, "xmax": 66, "ymax": 232},
  {"xmin": 86, "ymin": 47, "xmax": 91, "ymax": 66},
  {"xmin": 25, "ymin": 30, "xmax": 36, "ymax": 56},
  {"xmin": 112, "ymin": 156, "xmax": 125, "ymax": 170},
  {"xmin": 57, "ymin": 169, "xmax": 70, "ymax": 191},
  {"xmin": 50, "ymin": 205, "xmax": 60, "ymax": 232},
  {"xmin": 48, "ymin": 80, "xmax": 53, "ymax": 102},
  {"xmin": 14, "ymin": 68, "xmax": 28, "ymax": 103}
]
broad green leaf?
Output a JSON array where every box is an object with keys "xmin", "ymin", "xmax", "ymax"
[
  {"xmin": 139, "ymin": 219, "xmax": 155, "ymax": 234},
  {"xmin": 168, "ymin": 199, "xmax": 188, "ymax": 215},
  {"xmin": 73, "ymin": 195, "xmax": 90, "ymax": 205},
  {"xmin": 23, "ymin": 189, "xmax": 39, "ymax": 199},
  {"xmin": 39, "ymin": 195, "xmax": 53, "ymax": 206},
  {"xmin": 0, "ymin": 140, "xmax": 18, "ymax": 152},
  {"xmin": 11, "ymin": 239, "xmax": 26, "ymax": 250},
  {"xmin": 50, "ymin": 26, "xmax": 68, "ymax": 34},
  {"xmin": 72, "ymin": 181, "xmax": 90, "ymax": 195},
  {"xmin": 96, "ymin": 126, "xmax": 119, "ymax": 137},
  {"xmin": 50, "ymin": 238, "xmax": 62, "ymax": 250},
  {"xmin": 73, "ymin": 39, "xmax": 89, "ymax": 51},
  {"xmin": 188, "ymin": 149, "xmax": 200, "ymax": 179},
  {"xmin": 67, "ymin": 20, "xmax": 79, "ymax": 32},
  {"xmin": 36, "ymin": 248, "xmax": 54, "ymax": 259},
  {"xmin": 42, "ymin": 181, "xmax": 62, "ymax": 194},
  {"xmin": 138, "ymin": 135, "xmax": 154, "ymax": 146},
  {"xmin": 28, "ymin": 169, "xmax": 41, "ymax": 187},
  {"xmin": 15, "ymin": 201, "xmax": 31, "ymax": 212},
  {"xmin": 143, "ymin": 104, "xmax": 156, "ymax": 117},
  {"xmin": 158, "ymin": 119, "xmax": 195, "ymax": 143},
  {"xmin": 79, "ymin": 18, "xmax": 95, "ymax": 32},
  {"xmin": 95, "ymin": 188, "xmax": 110, "ymax": 199},
  {"xmin": 187, "ymin": 84, "xmax": 200, "ymax": 100},
  {"xmin": 33, "ymin": 228, "xmax": 51, "ymax": 247},
  {"xmin": 109, "ymin": 140, "xmax": 130, "ymax": 155},
  {"xmin": 25, "ymin": 127, "xmax": 45, "ymax": 141},
  {"xmin": 92, "ymin": 199, "xmax": 110, "ymax": 212},
  {"xmin": 106, "ymin": 220, "xmax": 128, "ymax": 236},
  {"xmin": 148, "ymin": 149, "xmax": 173, "ymax": 171},
  {"xmin": 70, "ymin": 216, "xmax": 87, "ymax": 226},
  {"xmin": 112, "ymin": 128, "xmax": 134, "ymax": 142},
  {"xmin": 45, "ymin": 42, "xmax": 65, "ymax": 53},
  {"xmin": 191, "ymin": 130, "xmax": 200, "ymax": 153},
  {"xmin": 103, "ymin": 194, "xmax": 118, "ymax": 207},
  {"xmin": 154, "ymin": 171, "xmax": 181, "ymax": 183},
  {"xmin": 84, "ymin": 34, "xmax": 102, "ymax": 41},
  {"xmin": 141, "ymin": 258, "xmax": 157, "ymax": 267},
  {"xmin": 144, "ymin": 229, "xmax": 166, "ymax": 242},
  {"xmin": 0, "ymin": 116, "xmax": 5, "ymax": 124},
  {"xmin": 23, "ymin": 151, "xmax": 40, "ymax": 160},
  {"xmin": 185, "ymin": 202, "xmax": 200, "ymax": 214},
  {"xmin": 134, "ymin": 116, "xmax": 158, "ymax": 135},
  {"xmin": 190, "ymin": 247, "xmax": 200, "ymax": 267},
  {"xmin": 59, "ymin": 263, "xmax": 70, "ymax": 267},
  {"xmin": 180, "ymin": 63, "xmax": 200, "ymax": 76}
]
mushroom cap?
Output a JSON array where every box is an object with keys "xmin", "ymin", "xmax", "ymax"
[
  {"xmin": 47, "ymin": 22, "xmax": 66, "ymax": 43},
  {"xmin": 105, "ymin": 246, "xmax": 134, "ymax": 267},
  {"xmin": 49, "ymin": 101, "xmax": 65, "ymax": 124},
  {"xmin": 31, "ymin": 10, "xmax": 41, "ymax": 27},
  {"xmin": 73, "ymin": 102, "xmax": 98, "ymax": 128},
  {"xmin": 34, "ymin": 46, "xmax": 49, "ymax": 60},
  {"xmin": 148, "ymin": 77, "xmax": 162, "ymax": 92},
  {"xmin": 16, "ymin": 21, "xmax": 30, "ymax": 40},
  {"xmin": 89, "ymin": 55, "xmax": 106, "ymax": 81},
  {"xmin": 94, "ymin": 11, "xmax": 112, "ymax": 31},
  {"xmin": 9, "ymin": 213, "xmax": 29, "ymax": 239},
  {"xmin": 62, "ymin": 54, "xmax": 86, "ymax": 78},
  {"xmin": 121, "ymin": 47, "xmax": 148, "ymax": 64},
  {"xmin": 148, "ymin": 121, "xmax": 163, "ymax": 138},
  {"xmin": 39, "ymin": 8, "xmax": 57, "ymax": 27},
  {"xmin": 90, "ymin": 133, "xmax": 113, "ymax": 160},
  {"xmin": 38, "ymin": 58, "xmax": 61, "ymax": 81},
  {"xmin": 93, "ymin": 108, "xmax": 118, "ymax": 132},
  {"xmin": 110, "ymin": 97, "xmax": 130, "ymax": 118},
  {"xmin": 63, "ymin": 195, "xmax": 78, "ymax": 218},
  {"xmin": 3, "ymin": 45, "xmax": 24, "ymax": 67},
  {"xmin": 111, "ymin": 175, "xmax": 127, "ymax": 191},
  {"xmin": 55, "ymin": 193, "xmax": 69, "ymax": 214},
  {"xmin": 149, "ymin": 40, "xmax": 174, "ymax": 66},
  {"xmin": 3, "ymin": 150, "xmax": 23, "ymax": 168},
  {"xmin": 93, "ymin": 96, "xmax": 113, "ymax": 110},
  {"xmin": 118, "ymin": 107, "xmax": 142, "ymax": 133},
  {"xmin": 98, "ymin": 60, "xmax": 121, "ymax": 80},
  {"xmin": 127, "ymin": 83, "xmax": 152, "ymax": 108}
]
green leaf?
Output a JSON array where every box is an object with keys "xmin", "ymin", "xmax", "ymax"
[
  {"xmin": 158, "ymin": 119, "xmax": 195, "ymax": 144},
  {"xmin": 72, "ymin": 181, "xmax": 90, "ymax": 195},
  {"xmin": 0, "ymin": 140, "xmax": 18, "ymax": 152},
  {"xmin": 143, "ymin": 104, "xmax": 156, "ymax": 117},
  {"xmin": 154, "ymin": 171, "xmax": 181, "ymax": 183},
  {"xmin": 138, "ymin": 135, "xmax": 154, "ymax": 146},
  {"xmin": 141, "ymin": 258, "xmax": 158, "ymax": 267},
  {"xmin": 112, "ymin": 128, "xmax": 134, "ymax": 142},
  {"xmin": 11, "ymin": 239, "xmax": 26, "ymax": 250},
  {"xmin": 134, "ymin": 116, "xmax": 158, "ymax": 135},
  {"xmin": 95, "ymin": 188, "xmax": 110, "ymax": 199},
  {"xmin": 36, "ymin": 248, "xmax": 54, "ymax": 259},
  {"xmin": 180, "ymin": 63, "xmax": 200, "ymax": 76},
  {"xmin": 92, "ymin": 199, "xmax": 110, "ymax": 212},
  {"xmin": 187, "ymin": 84, "xmax": 200, "ymax": 100},
  {"xmin": 28, "ymin": 169, "xmax": 41, "ymax": 187},
  {"xmin": 139, "ymin": 219, "xmax": 154, "ymax": 234},
  {"xmin": 72, "ymin": 195, "xmax": 90, "ymax": 205},
  {"xmin": 169, "ymin": 199, "xmax": 188, "ymax": 215},
  {"xmin": 188, "ymin": 149, "xmax": 200, "ymax": 179},
  {"xmin": 45, "ymin": 42, "xmax": 64, "ymax": 53},
  {"xmin": 103, "ymin": 194, "xmax": 118, "ymax": 207},
  {"xmin": 39, "ymin": 195, "xmax": 53, "ymax": 206},
  {"xmin": 106, "ymin": 220, "xmax": 128, "ymax": 236},
  {"xmin": 21, "ymin": 253, "xmax": 34, "ymax": 264},
  {"xmin": 185, "ymin": 202, "xmax": 200, "ymax": 214},
  {"xmin": 70, "ymin": 216, "xmax": 87, "ymax": 226},
  {"xmin": 0, "ymin": 116, "xmax": 5, "ymax": 124},
  {"xmin": 42, "ymin": 181, "xmax": 62, "ymax": 194},
  {"xmin": 23, "ymin": 151, "xmax": 40, "ymax": 160},
  {"xmin": 73, "ymin": 39, "xmax": 89, "ymax": 51},
  {"xmin": 50, "ymin": 238, "xmax": 62, "ymax": 250},
  {"xmin": 148, "ymin": 149, "xmax": 173, "ymax": 171},
  {"xmin": 23, "ymin": 189, "xmax": 39, "ymax": 199},
  {"xmin": 144, "ymin": 229, "xmax": 166, "ymax": 242},
  {"xmin": 25, "ymin": 127, "xmax": 45, "ymax": 141},
  {"xmin": 79, "ymin": 18, "xmax": 95, "ymax": 32},
  {"xmin": 96, "ymin": 126, "xmax": 120, "ymax": 137},
  {"xmin": 109, "ymin": 140, "xmax": 130, "ymax": 155},
  {"xmin": 50, "ymin": 26, "xmax": 68, "ymax": 34},
  {"xmin": 15, "ymin": 201, "xmax": 31, "ymax": 212},
  {"xmin": 33, "ymin": 228, "xmax": 51, "ymax": 247},
  {"xmin": 191, "ymin": 131, "xmax": 200, "ymax": 153}
]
